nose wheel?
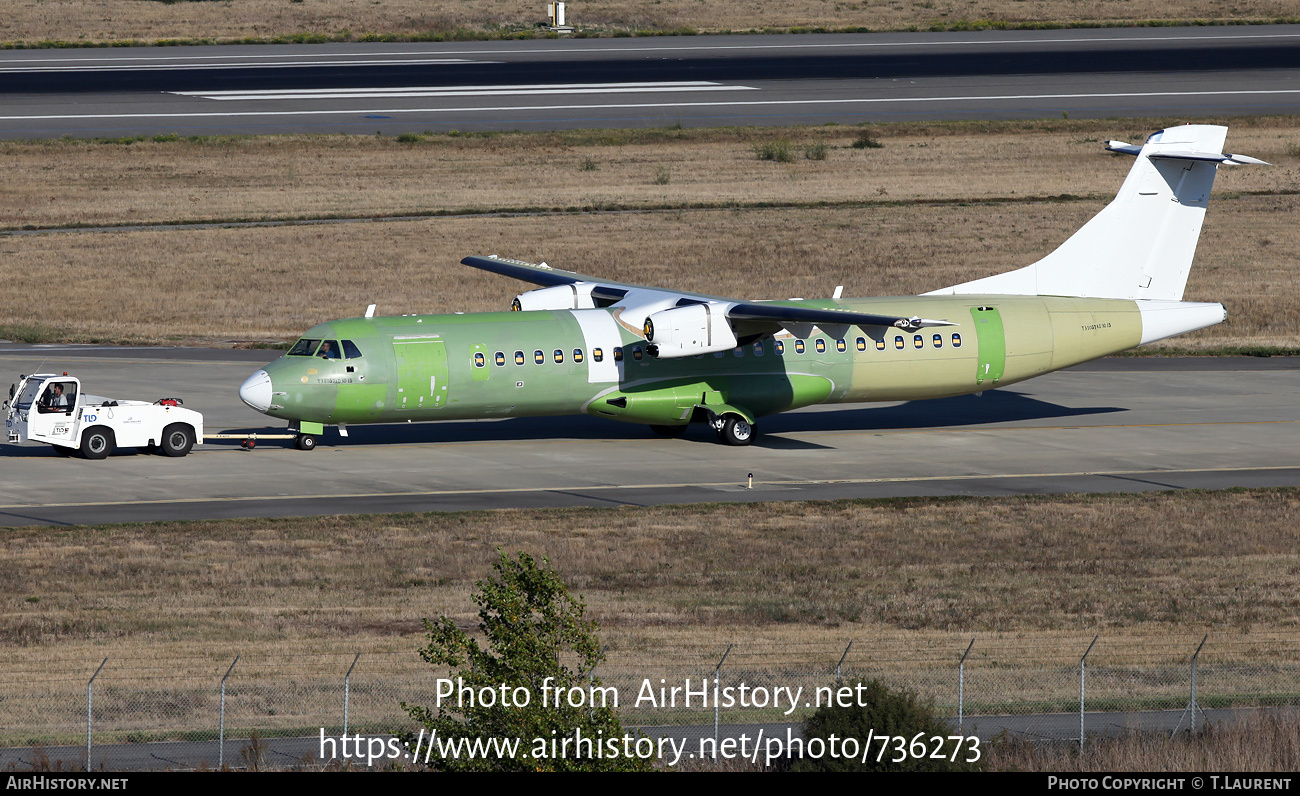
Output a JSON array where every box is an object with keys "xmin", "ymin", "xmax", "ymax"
[{"xmin": 295, "ymin": 433, "xmax": 317, "ymax": 451}]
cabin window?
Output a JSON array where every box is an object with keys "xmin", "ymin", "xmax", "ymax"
[
  {"xmin": 573, "ymin": 348, "xmax": 584, "ymax": 363},
  {"xmin": 514, "ymin": 351, "xmax": 526, "ymax": 365},
  {"xmin": 753, "ymin": 341, "xmax": 764, "ymax": 356},
  {"xmin": 894, "ymin": 336, "xmax": 905, "ymax": 350},
  {"xmin": 836, "ymin": 339, "xmax": 847, "ymax": 353},
  {"xmin": 632, "ymin": 346, "xmax": 643, "ymax": 361},
  {"xmin": 533, "ymin": 350, "xmax": 545, "ymax": 365},
  {"xmin": 876, "ymin": 339, "xmax": 886, "ymax": 351},
  {"xmin": 952, "ymin": 333, "xmax": 962, "ymax": 348},
  {"xmin": 613, "ymin": 347, "xmax": 624, "ymax": 362},
  {"xmin": 495, "ymin": 351, "xmax": 506, "ymax": 366},
  {"xmin": 815, "ymin": 339, "xmax": 826, "ymax": 353},
  {"xmin": 795, "ymin": 339, "xmax": 806, "ymax": 354},
  {"xmin": 554, "ymin": 349, "xmax": 564, "ymax": 364},
  {"xmin": 734, "ymin": 347, "xmax": 744, "ymax": 357},
  {"xmin": 593, "ymin": 348, "xmax": 604, "ymax": 362},
  {"xmin": 933, "ymin": 334, "xmax": 943, "ymax": 348},
  {"xmin": 856, "ymin": 337, "xmax": 867, "ymax": 352},
  {"xmin": 473, "ymin": 352, "xmax": 485, "ymax": 368},
  {"xmin": 287, "ymin": 339, "xmax": 321, "ymax": 357},
  {"xmin": 342, "ymin": 340, "xmax": 364, "ymax": 359},
  {"xmin": 914, "ymin": 334, "xmax": 924, "ymax": 349},
  {"xmin": 775, "ymin": 340, "xmax": 785, "ymax": 355}
]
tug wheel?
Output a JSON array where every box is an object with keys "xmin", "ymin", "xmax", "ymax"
[{"xmin": 80, "ymin": 427, "xmax": 114, "ymax": 460}]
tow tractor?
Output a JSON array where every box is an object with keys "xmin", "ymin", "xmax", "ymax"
[{"xmin": 4, "ymin": 373, "xmax": 204, "ymax": 459}]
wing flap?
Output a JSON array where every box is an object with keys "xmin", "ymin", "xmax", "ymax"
[{"xmin": 728, "ymin": 302, "xmax": 955, "ymax": 333}]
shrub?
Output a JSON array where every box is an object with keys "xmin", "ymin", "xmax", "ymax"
[
  {"xmin": 754, "ymin": 140, "xmax": 796, "ymax": 162},
  {"xmin": 402, "ymin": 551, "xmax": 649, "ymax": 772},
  {"xmin": 653, "ymin": 167, "xmax": 671, "ymax": 184},
  {"xmin": 851, "ymin": 132, "xmax": 884, "ymax": 149},
  {"xmin": 790, "ymin": 679, "xmax": 982, "ymax": 772},
  {"xmin": 803, "ymin": 143, "xmax": 829, "ymax": 161}
]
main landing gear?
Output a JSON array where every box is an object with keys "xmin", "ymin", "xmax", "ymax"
[
  {"xmin": 295, "ymin": 433, "xmax": 317, "ymax": 451},
  {"xmin": 651, "ymin": 414, "xmax": 756, "ymax": 445},
  {"xmin": 715, "ymin": 416, "xmax": 755, "ymax": 446}
]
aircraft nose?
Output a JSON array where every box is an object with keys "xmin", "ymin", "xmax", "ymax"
[{"xmin": 239, "ymin": 370, "xmax": 273, "ymax": 413}]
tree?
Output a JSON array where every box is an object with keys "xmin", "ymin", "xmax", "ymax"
[
  {"xmin": 790, "ymin": 679, "xmax": 983, "ymax": 772},
  {"xmin": 403, "ymin": 550, "xmax": 650, "ymax": 771}
]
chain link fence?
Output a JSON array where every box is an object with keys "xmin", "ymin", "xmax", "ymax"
[{"xmin": 3, "ymin": 635, "xmax": 1298, "ymax": 768}]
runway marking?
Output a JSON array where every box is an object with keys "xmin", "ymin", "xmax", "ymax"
[
  {"xmin": 170, "ymin": 81, "xmax": 756, "ymax": 101},
  {"xmin": 2, "ymin": 464, "xmax": 1297, "ymax": 510},
  {"xmin": 1, "ymin": 31, "xmax": 1298, "ymax": 66},
  {"xmin": 5, "ymin": 88, "xmax": 1300, "ymax": 121}
]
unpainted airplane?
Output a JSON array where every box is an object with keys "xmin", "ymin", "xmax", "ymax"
[{"xmin": 238, "ymin": 125, "xmax": 1265, "ymax": 450}]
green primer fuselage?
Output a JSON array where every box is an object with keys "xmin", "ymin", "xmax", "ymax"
[{"xmin": 254, "ymin": 295, "xmax": 1142, "ymax": 430}]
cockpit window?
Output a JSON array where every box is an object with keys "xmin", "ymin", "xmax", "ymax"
[
  {"xmin": 288, "ymin": 338, "xmax": 321, "ymax": 357},
  {"xmin": 342, "ymin": 340, "xmax": 363, "ymax": 359},
  {"xmin": 16, "ymin": 380, "xmax": 44, "ymax": 411},
  {"xmin": 317, "ymin": 340, "xmax": 342, "ymax": 359}
]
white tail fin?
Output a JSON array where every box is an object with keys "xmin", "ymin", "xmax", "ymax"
[{"xmin": 926, "ymin": 125, "xmax": 1266, "ymax": 301}]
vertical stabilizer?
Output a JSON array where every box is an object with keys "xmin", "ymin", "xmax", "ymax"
[{"xmin": 926, "ymin": 125, "xmax": 1265, "ymax": 301}]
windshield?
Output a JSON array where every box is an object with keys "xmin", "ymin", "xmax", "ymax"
[
  {"xmin": 15, "ymin": 379, "xmax": 43, "ymax": 411},
  {"xmin": 287, "ymin": 338, "xmax": 321, "ymax": 357}
]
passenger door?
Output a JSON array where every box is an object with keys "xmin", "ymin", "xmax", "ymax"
[{"xmin": 393, "ymin": 339, "xmax": 449, "ymax": 411}]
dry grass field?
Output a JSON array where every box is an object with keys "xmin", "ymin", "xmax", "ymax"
[
  {"xmin": 2, "ymin": 490, "xmax": 1298, "ymax": 666},
  {"xmin": 987, "ymin": 711, "xmax": 1300, "ymax": 771},
  {"xmin": 3, "ymin": 118, "xmax": 1299, "ymax": 349},
  {"xmin": 2, "ymin": 0, "xmax": 1298, "ymax": 46}
]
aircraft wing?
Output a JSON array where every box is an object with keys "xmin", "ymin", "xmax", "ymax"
[{"xmin": 461, "ymin": 255, "xmax": 953, "ymax": 357}]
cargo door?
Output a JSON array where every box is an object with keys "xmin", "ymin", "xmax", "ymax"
[
  {"xmin": 970, "ymin": 306, "xmax": 1005, "ymax": 386},
  {"xmin": 394, "ymin": 339, "xmax": 448, "ymax": 411}
]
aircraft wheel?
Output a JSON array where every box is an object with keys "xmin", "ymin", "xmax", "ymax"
[
  {"xmin": 295, "ymin": 433, "xmax": 317, "ymax": 451},
  {"xmin": 80, "ymin": 427, "xmax": 115, "ymax": 460},
  {"xmin": 717, "ymin": 416, "xmax": 755, "ymax": 447},
  {"xmin": 160, "ymin": 424, "xmax": 195, "ymax": 457},
  {"xmin": 649, "ymin": 424, "xmax": 688, "ymax": 438}
]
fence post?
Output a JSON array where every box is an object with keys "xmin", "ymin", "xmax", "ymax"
[
  {"xmin": 219, "ymin": 655, "xmax": 240, "ymax": 769},
  {"xmin": 1079, "ymin": 635, "xmax": 1099, "ymax": 751},
  {"xmin": 713, "ymin": 644, "xmax": 733, "ymax": 757},
  {"xmin": 344, "ymin": 653, "xmax": 361, "ymax": 737},
  {"xmin": 958, "ymin": 638, "xmax": 975, "ymax": 733},
  {"xmin": 86, "ymin": 658, "xmax": 107, "ymax": 771},
  {"xmin": 1173, "ymin": 635, "xmax": 1209, "ymax": 736},
  {"xmin": 836, "ymin": 641, "xmax": 853, "ymax": 686},
  {"xmin": 586, "ymin": 646, "xmax": 608, "ymax": 720}
]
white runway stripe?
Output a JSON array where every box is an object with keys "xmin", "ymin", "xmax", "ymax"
[
  {"xmin": 4, "ymin": 88, "xmax": 1300, "ymax": 122},
  {"xmin": 171, "ymin": 81, "xmax": 754, "ymax": 101}
]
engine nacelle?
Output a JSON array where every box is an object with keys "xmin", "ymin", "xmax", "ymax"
[
  {"xmin": 643, "ymin": 303, "xmax": 739, "ymax": 359},
  {"xmin": 512, "ymin": 282, "xmax": 597, "ymax": 312}
]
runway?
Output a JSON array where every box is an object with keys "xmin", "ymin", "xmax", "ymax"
[
  {"xmin": 2, "ymin": 27, "xmax": 1300, "ymax": 138},
  {"xmin": 2, "ymin": 345, "xmax": 1297, "ymax": 527}
]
